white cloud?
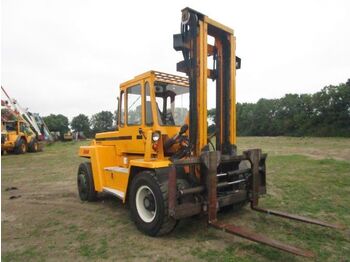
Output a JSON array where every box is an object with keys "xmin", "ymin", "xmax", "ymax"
[{"xmin": 2, "ymin": 0, "xmax": 350, "ymax": 119}]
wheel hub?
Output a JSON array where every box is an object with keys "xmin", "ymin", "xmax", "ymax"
[
  {"xmin": 78, "ymin": 174, "xmax": 87, "ymax": 194},
  {"xmin": 143, "ymin": 195, "xmax": 155, "ymax": 211},
  {"xmin": 135, "ymin": 185, "xmax": 157, "ymax": 223}
]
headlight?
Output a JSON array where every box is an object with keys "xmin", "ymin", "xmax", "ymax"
[{"xmin": 152, "ymin": 131, "xmax": 161, "ymax": 142}]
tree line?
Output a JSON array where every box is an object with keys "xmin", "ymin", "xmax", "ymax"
[
  {"xmin": 43, "ymin": 111, "xmax": 117, "ymax": 139},
  {"xmin": 209, "ymin": 79, "xmax": 350, "ymax": 137},
  {"xmin": 45, "ymin": 79, "xmax": 349, "ymax": 139}
]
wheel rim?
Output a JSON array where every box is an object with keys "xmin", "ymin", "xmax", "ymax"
[
  {"xmin": 21, "ymin": 143, "xmax": 26, "ymax": 153},
  {"xmin": 78, "ymin": 173, "xmax": 88, "ymax": 199},
  {"xmin": 135, "ymin": 185, "xmax": 157, "ymax": 223},
  {"xmin": 34, "ymin": 143, "xmax": 38, "ymax": 151}
]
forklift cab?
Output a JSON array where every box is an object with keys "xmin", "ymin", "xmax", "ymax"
[{"xmin": 115, "ymin": 71, "xmax": 189, "ymax": 155}]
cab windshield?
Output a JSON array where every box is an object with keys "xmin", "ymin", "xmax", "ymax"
[
  {"xmin": 154, "ymin": 81, "xmax": 189, "ymax": 126},
  {"xmin": 5, "ymin": 122, "xmax": 16, "ymax": 131}
]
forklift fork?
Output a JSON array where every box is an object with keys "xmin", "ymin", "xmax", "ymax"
[
  {"xmin": 210, "ymin": 221, "xmax": 315, "ymax": 258},
  {"xmin": 245, "ymin": 148, "xmax": 343, "ymax": 230},
  {"xmin": 203, "ymin": 149, "xmax": 343, "ymax": 258}
]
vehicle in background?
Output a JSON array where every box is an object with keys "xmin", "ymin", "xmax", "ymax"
[{"xmin": 1, "ymin": 119, "xmax": 39, "ymax": 154}]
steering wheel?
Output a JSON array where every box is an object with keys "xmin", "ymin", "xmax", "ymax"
[{"xmin": 164, "ymin": 124, "xmax": 189, "ymax": 151}]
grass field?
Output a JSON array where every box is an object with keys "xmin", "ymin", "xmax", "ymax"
[{"xmin": 1, "ymin": 137, "xmax": 350, "ymax": 261}]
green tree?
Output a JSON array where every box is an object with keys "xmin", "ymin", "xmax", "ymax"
[
  {"xmin": 207, "ymin": 108, "xmax": 216, "ymax": 134},
  {"xmin": 91, "ymin": 111, "xmax": 114, "ymax": 135},
  {"xmin": 71, "ymin": 114, "xmax": 91, "ymax": 137},
  {"xmin": 311, "ymin": 83, "xmax": 350, "ymax": 136},
  {"xmin": 216, "ymin": 79, "xmax": 350, "ymax": 137},
  {"xmin": 236, "ymin": 102, "xmax": 256, "ymax": 135},
  {"xmin": 43, "ymin": 114, "xmax": 69, "ymax": 138},
  {"xmin": 250, "ymin": 98, "xmax": 279, "ymax": 136},
  {"xmin": 113, "ymin": 110, "xmax": 118, "ymax": 129}
]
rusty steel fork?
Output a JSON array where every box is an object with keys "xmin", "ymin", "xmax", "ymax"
[
  {"xmin": 208, "ymin": 149, "xmax": 344, "ymax": 258},
  {"xmin": 210, "ymin": 221, "xmax": 315, "ymax": 258}
]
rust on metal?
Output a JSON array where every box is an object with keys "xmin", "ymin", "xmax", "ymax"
[
  {"xmin": 179, "ymin": 185, "xmax": 205, "ymax": 195},
  {"xmin": 208, "ymin": 152, "xmax": 218, "ymax": 223},
  {"xmin": 252, "ymin": 206, "xmax": 345, "ymax": 229},
  {"xmin": 217, "ymin": 190, "xmax": 247, "ymax": 208},
  {"xmin": 220, "ymin": 154, "xmax": 248, "ymax": 162},
  {"xmin": 244, "ymin": 149, "xmax": 262, "ymax": 206},
  {"xmin": 173, "ymin": 203, "xmax": 202, "ymax": 219},
  {"xmin": 201, "ymin": 151, "xmax": 220, "ymax": 223},
  {"xmin": 172, "ymin": 157, "xmax": 201, "ymax": 166},
  {"xmin": 154, "ymin": 71, "xmax": 189, "ymax": 87},
  {"xmin": 210, "ymin": 221, "xmax": 314, "ymax": 258}
]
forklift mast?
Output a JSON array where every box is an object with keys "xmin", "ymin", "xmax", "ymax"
[
  {"xmin": 170, "ymin": 8, "xmax": 342, "ymax": 258},
  {"xmin": 173, "ymin": 7, "xmax": 240, "ymax": 156}
]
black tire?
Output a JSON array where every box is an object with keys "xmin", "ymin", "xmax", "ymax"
[
  {"xmin": 77, "ymin": 162, "xmax": 97, "ymax": 201},
  {"xmin": 129, "ymin": 171, "xmax": 176, "ymax": 236},
  {"xmin": 14, "ymin": 138, "xmax": 27, "ymax": 154},
  {"xmin": 28, "ymin": 138, "xmax": 39, "ymax": 153}
]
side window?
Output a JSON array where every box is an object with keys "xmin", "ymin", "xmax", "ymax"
[
  {"xmin": 120, "ymin": 91, "xmax": 125, "ymax": 126},
  {"xmin": 144, "ymin": 82, "xmax": 153, "ymax": 125},
  {"xmin": 127, "ymin": 84, "xmax": 142, "ymax": 125},
  {"xmin": 20, "ymin": 123, "xmax": 25, "ymax": 132}
]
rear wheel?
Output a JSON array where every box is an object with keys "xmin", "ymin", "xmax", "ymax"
[
  {"xmin": 77, "ymin": 162, "xmax": 97, "ymax": 201},
  {"xmin": 129, "ymin": 171, "xmax": 176, "ymax": 236},
  {"xmin": 14, "ymin": 138, "xmax": 27, "ymax": 154},
  {"xmin": 28, "ymin": 138, "xmax": 39, "ymax": 153}
]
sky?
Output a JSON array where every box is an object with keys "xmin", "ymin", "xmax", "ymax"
[{"xmin": 1, "ymin": 0, "xmax": 350, "ymax": 120}]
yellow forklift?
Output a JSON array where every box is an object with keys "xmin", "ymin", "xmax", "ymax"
[{"xmin": 77, "ymin": 7, "xmax": 342, "ymax": 257}]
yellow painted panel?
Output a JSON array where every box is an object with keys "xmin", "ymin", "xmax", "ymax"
[
  {"xmin": 104, "ymin": 170, "xmax": 129, "ymax": 194},
  {"xmin": 88, "ymin": 145, "xmax": 118, "ymax": 192},
  {"xmin": 130, "ymin": 159, "xmax": 171, "ymax": 169},
  {"xmin": 204, "ymin": 16, "xmax": 234, "ymax": 34},
  {"xmin": 79, "ymin": 146, "xmax": 93, "ymax": 157},
  {"xmin": 230, "ymin": 35, "xmax": 237, "ymax": 145}
]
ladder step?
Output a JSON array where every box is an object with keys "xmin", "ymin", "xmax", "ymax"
[
  {"xmin": 102, "ymin": 187, "xmax": 125, "ymax": 199},
  {"xmin": 104, "ymin": 166, "xmax": 128, "ymax": 173}
]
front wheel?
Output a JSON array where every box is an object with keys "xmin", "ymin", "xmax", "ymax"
[
  {"xmin": 14, "ymin": 138, "xmax": 27, "ymax": 154},
  {"xmin": 129, "ymin": 171, "xmax": 176, "ymax": 236}
]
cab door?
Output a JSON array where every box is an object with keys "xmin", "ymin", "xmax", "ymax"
[
  {"xmin": 142, "ymin": 80, "xmax": 154, "ymax": 141},
  {"xmin": 122, "ymin": 82, "xmax": 145, "ymax": 154},
  {"xmin": 117, "ymin": 80, "xmax": 155, "ymax": 155}
]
